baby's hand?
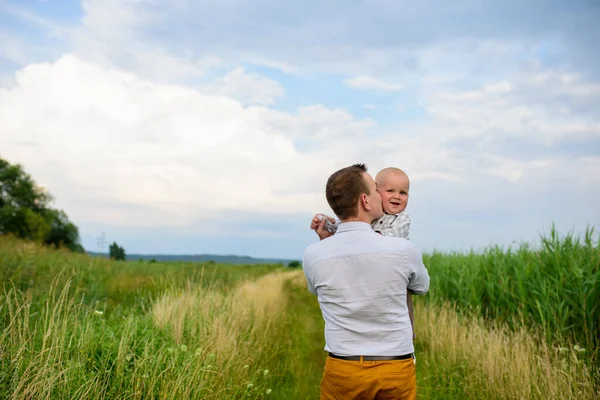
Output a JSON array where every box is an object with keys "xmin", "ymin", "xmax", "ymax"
[
  {"xmin": 310, "ymin": 213, "xmax": 334, "ymax": 230},
  {"xmin": 310, "ymin": 214, "xmax": 336, "ymax": 240}
]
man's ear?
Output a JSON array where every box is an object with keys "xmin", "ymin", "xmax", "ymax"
[{"xmin": 360, "ymin": 193, "xmax": 370, "ymax": 210}]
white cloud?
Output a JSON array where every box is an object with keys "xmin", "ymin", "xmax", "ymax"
[
  {"xmin": 2, "ymin": 56, "xmax": 597, "ymax": 237},
  {"xmin": 478, "ymin": 155, "xmax": 551, "ymax": 183},
  {"xmin": 258, "ymin": 104, "xmax": 377, "ymax": 141},
  {"xmin": 79, "ymin": 0, "xmax": 153, "ymax": 37},
  {"xmin": 207, "ymin": 67, "xmax": 284, "ymax": 105},
  {"xmin": 66, "ymin": 0, "xmax": 224, "ymax": 84},
  {"xmin": 345, "ymin": 76, "xmax": 403, "ymax": 92},
  {"xmin": 0, "ymin": 55, "xmax": 378, "ymax": 230},
  {"xmin": 424, "ymin": 71, "xmax": 600, "ymax": 145}
]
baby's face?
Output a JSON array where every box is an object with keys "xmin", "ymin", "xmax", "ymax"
[{"xmin": 377, "ymin": 173, "xmax": 409, "ymax": 215}]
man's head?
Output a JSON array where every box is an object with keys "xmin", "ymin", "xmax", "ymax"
[
  {"xmin": 325, "ymin": 163, "xmax": 384, "ymax": 222},
  {"xmin": 375, "ymin": 167, "xmax": 410, "ymax": 215}
]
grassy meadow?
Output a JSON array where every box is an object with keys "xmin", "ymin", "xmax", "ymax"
[{"xmin": 0, "ymin": 228, "xmax": 599, "ymax": 399}]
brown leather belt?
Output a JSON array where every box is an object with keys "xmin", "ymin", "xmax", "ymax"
[{"xmin": 328, "ymin": 352, "xmax": 413, "ymax": 361}]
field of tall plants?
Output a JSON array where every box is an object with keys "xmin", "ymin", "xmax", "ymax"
[
  {"xmin": 421, "ymin": 226, "xmax": 599, "ymax": 370},
  {"xmin": 0, "ymin": 228, "xmax": 598, "ymax": 399},
  {"xmin": 0, "ymin": 236, "xmax": 309, "ymax": 399}
]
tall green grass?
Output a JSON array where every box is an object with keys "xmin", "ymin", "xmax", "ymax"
[
  {"xmin": 0, "ymin": 235, "xmax": 276, "ymax": 312},
  {"xmin": 421, "ymin": 226, "xmax": 600, "ymax": 371},
  {"xmin": 0, "ymin": 236, "xmax": 291, "ymax": 399},
  {"xmin": 414, "ymin": 302, "xmax": 598, "ymax": 399},
  {"xmin": 1, "ymin": 228, "xmax": 598, "ymax": 399}
]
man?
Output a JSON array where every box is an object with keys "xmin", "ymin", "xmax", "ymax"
[{"xmin": 302, "ymin": 163, "xmax": 430, "ymax": 400}]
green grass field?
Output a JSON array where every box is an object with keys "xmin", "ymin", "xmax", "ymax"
[
  {"xmin": 0, "ymin": 229, "xmax": 598, "ymax": 399},
  {"xmin": 422, "ymin": 226, "xmax": 600, "ymax": 367}
]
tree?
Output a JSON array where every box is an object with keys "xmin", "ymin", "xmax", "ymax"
[
  {"xmin": 44, "ymin": 209, "xmax": 85, "ymax": 252},
  {"xmin": 109, "ymin": 242, "xmax": 126, "ymax": 261},
  {"xmin": 0, "ymin": 156, "xmax": 83, "ymax": 252},
  {"xmin": 288, "ymin": 260, "xmax": 301, "ymax": 268},
  {"xmin": 0, "ymin": 158, "xmax": 50, "ymax": 211}
]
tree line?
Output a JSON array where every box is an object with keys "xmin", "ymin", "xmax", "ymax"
[
  {"xmin": 0, "ymin": 157, "xmax": 85, "ymax": 252},
  {"xmin": 1, "ymin": 156, "xmax": 129, "ymax": 260}
]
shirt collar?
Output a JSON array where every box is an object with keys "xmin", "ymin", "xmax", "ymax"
[{"xmin": 336, "ymin": 221, "xmax": 373, "ymax": 233}]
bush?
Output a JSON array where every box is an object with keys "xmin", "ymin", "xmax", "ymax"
[{"xmin": 109, "ymin": 242, "xmax": 126, "ymax": 261}]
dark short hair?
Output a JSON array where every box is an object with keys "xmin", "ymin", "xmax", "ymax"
[{"xmin": 325, "ymin": 163, "xmax": 370, "ymax": 220}]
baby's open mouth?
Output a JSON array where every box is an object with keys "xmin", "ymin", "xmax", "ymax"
[{"xmin": 390, "ymin": 201, "xmax": 401, "ymax": 206}]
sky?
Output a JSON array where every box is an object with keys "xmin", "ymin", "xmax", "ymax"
[{"xmin": 1, "ymin": 0, "xmax": 599, "ymax": 259}]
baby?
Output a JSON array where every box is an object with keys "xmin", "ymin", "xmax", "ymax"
[{"xmin": 310, "ymin": 167, "xmax": 416, "ymax": 340}]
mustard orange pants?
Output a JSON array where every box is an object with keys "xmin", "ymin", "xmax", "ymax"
[{"xmin": 320, "ymin": 355, "xmax": 417, "ymax": 400}]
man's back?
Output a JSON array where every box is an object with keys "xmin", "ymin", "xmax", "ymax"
[{"xmin": 303, "ymin": 222, "xmax": 430, "ymax": 357}]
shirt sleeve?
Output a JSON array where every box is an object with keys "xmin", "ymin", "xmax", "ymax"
[
  {"xmin": 302, "ymin": 252, "xmax": 318, "ymax": 295},
  {"xmin": 405, "ymin": 242, "xmax": 430, "ymax": 295},
  {"xmin": 325, "ymin": 218, "xmax": 339, "ymax": 234}
]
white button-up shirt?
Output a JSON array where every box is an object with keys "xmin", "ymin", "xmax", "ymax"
[{"xmin": 302, "ymin": 222, "xmax": 430, "ymax": 357}]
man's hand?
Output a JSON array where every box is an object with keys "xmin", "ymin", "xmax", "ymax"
[{"xmin": 310, "ymin": 214, "xmax": 335, "ymax": 240}]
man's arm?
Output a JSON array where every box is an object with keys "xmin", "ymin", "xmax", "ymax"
[
  {"xmin": 302, "ymin": 252, "xmax": 318, "ymax": 295},
  {"xmin": 406, "ymin": 243, "xmax": 430, "ymax": 295}
]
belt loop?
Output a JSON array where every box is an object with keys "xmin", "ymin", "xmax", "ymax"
[{"xmin": 360, "ymin": 355, "xmax": 364, "ymax": 365}]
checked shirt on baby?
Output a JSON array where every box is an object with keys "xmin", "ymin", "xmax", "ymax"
[{"xmin": 322, "ymin": 210, "xmax": 411, "ymax": 240}]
